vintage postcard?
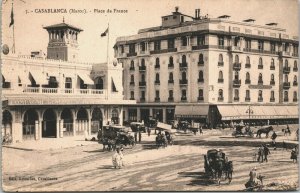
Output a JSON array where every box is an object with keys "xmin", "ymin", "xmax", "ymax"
[{"xmin": 1, "ymin": 0, "xmax": 299, "ymax": 191}]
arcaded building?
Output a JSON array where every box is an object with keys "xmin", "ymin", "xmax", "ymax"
[
  {"xmin": 1, "ymin": 21, "xmax": 134, "ymax": 143},
  {"xmin": 114, "ymin": 7, "xmax": 298, "ymax": 127}
]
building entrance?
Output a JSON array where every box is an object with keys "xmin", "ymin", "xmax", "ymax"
[{"xmin": 42, "ymin": 109, "xmax": 57, "ymax": 138}]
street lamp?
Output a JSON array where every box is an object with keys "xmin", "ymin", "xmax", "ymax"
[{"xmin": 245, "ymin": 106, "xmax": 254, "ymax": 120}]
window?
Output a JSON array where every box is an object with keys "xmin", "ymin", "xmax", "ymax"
[
  {"xmin": 294, "ymin": 61, "xmax": 298, "ymax": 70},
  {"xmin": 294, "ymin": 75, "xmax": 297, "ymax": 82},
  {"xmin": 258, "ymin": 73, "xmax": 263, "ymax": 83},
  {"xmin": 182, "ymin": 71, "xmax": 186, "ymax": 80},
  {"xmin": 198, "ymin": 89, "xmax": 203, "ymax": 97},
  {"xmin": 218, "ymin": 54, "xmax": 223, "ymax": 66},
  {"xmin": 270, "ymin": 58, "xmax": 275, "ymax": 69},
  {"xmin": 120, "ymin": 45, "xmax": 124, "ymax": 53},
  {"xmin": 235, "ymin": 55, "xmax": 239, "ymax": 63},
  {"xmin": 155, "ymin": 58, "xmax": 160, "ymax": 68},
  {"xmin": 181, "ymin": 36, "xmax": 187, "ymax": 46},
  {"xmin": 271, "ymin": 74, "xmax": 274, "ymax": 81},
  {"xmin": 141, "ymin": 59, "xmax": 145, "ymax": 66},
  {"xmin": 130, "ymin": 60, "xmax": 135, "ymax": 68},
  {"xmin": 284, "ymin": 59, "xmax": 289, "ymax": 68},
  {"xmin": 293, "ymin": 91, "xmax": 297, "ymax": 101},
  {"xmin": 234, "ymin": 71, "xmax": 239, "ymax": 80},
  {"xmin": 130, "ymin": 91, "xmax": 134, "ymax": 99},
  {"xmin": 197, "ymin": 35, "xmax": 205, "ymax": 45},
  {"xmin": 65, "ymin": 77, "xmax": 72, "ymax": 89},
  {"xmin": 140, "ymin": 42, "xmax": 146, "ymax": 51},
  {"xmin": 199, "ymin": 54, "xmax": 204, "ymax": 64},
  {"xmin": 141, "ymin": 74, "xmax": 145, "ymax": 82},
  {"xmin": 271, "ymin": 91, "xmax": 275, "ymax": 99},
  {"xmin": 284, "ymin": 43, "xmax": 289, "ymax": 52},
  {"xmin": 182, "ymin": 55, "xmax": 187, "ymax": 64},
  {"xmin": 130, "ymin": 75, "xmax": 134, "ymax": 82},
  {"xmin": 246, "ymin": 90, "xmax": 250, "ymax": 99},
  {"xmin": 234, "ymin": 89, "xmax": 239, "ymax": 100},
  {"xmin": 155, "ymin": 73, "xmax": 160, "ymax": 82},
  {"xmin": 155, "ymin": 90, "xmax": 160, "ymax": 99},
  {"xmin": 173, "ymin": 16, "xmax": 177, "ymax": 19},
  {"xmin": 218, "ymin": 89, "xmax": 223, "ymax": 99},
  {"xmin": 246, "ymin": 56, "xmax": 250, "ymax": 64},
  {"xmin": 169, "ymin": 56, "xmax": 173, "ymax": 65},
  {"xmin": 245, "ymin": 39, "xmax": 251, "ymax": 49},
  {"xmin": 199, "ymin": 71, "xmax": 204, "ymax": 80},
  {"xmin": 259, "ymin": 58, "xmax": 263, "ymax": 65},
  {"xmin": 169, "ymin": 90, "xmax": 173, "ymax": 98},
  {"xmin": 164, "ymin": 17, "xmax": 168, "ymax": 21},
  {"xmin": 169, "ymin": 72, "xmax": 173, "ymax": 81},
  {"xmin": 270, "ymin": 42, "xmax": 276, "ymax": 52},
  {"xmin": 219, "ymin": 71, "xmax": 223, "ymax": 79},
  {"xmin": 154, "ymin": 40, "xmax": 161, "ymax": 51},
  {"xmin": 111, "ymin": 109, "xmax": 119, "ymax": 124},
  {"xmin": 285, "ymin": 74, "xmax": 288, "ymax": 82},
  {"xmin": 181, "ymin": 89, "xmax": 187, "ymax": 100},
  {"xmin": 258, "ymin": 40, "xmax": 264, "ymax": 51},
  {"xmin": 284, "ymin": 91, "xmax": 288, "ymax": 101},
  {"xmin": 141, "ymin": 91, "xmax": 145, "ymax": 99},
  {"xmin": 246, "ymin": 72, "xmax": 250, "ymax": 80},
  {"xmin": 258, "ymin": 90, "xmax": 263, "ymax": 98},
  {"xmin": 129, "ymin": 44, "xmax": 135, "ymax": 53},
  {"xmin": 168, "ymin": 38, "xmax": 175, "ymax": 49},
  {"xmin": 218, "ymin": 36, "xmax": 224, "ymax": 46}
]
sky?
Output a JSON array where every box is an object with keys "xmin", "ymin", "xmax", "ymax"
[{"xmin": 1, "ymin": 0, "xmax": 299, "ymax": 63}]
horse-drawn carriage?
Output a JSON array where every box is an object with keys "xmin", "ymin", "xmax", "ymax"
[
  {"xmin": 204, "ymin": 149, "xmax": 233, "ymax": 185},
  {"xmin": 98, "ymin": 125, "xmax": 135, "ymax": 151},
  {"xmin": 130, "ymin": 122, "xmax": 146, "ymax": 132},
  {"xmin": 232, "ymin": 125, "xmax": 254, "ymax": 138},
  {"xmin": 155, "ymin": 122, "xmax": 175, "ymax": 149}
]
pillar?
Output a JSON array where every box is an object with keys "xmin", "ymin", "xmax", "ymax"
[
  {"xmin": 162, "ymin": 108, "xmax": 166, "ymax": 123},
  {"xmin": 124, "ymin": 107, "xmax": 129, "ymax": 121},
  {"xmin": 149, "ymin": 108, "xmax": 153, "ymax": 117},
  {"xmin": 187, "ymin": 36, "xmax": 190, "ymax": 46},
  {"xmin": 39, "ymin": 119, "xmax": 42, "ymax": 139},
  {"xmin": 35, "ymin": 120, "xmax": 39, "ymax": 140},
  {"xmin": 59, "ymin": 120, "xmax": 63, "ymax": 138},
  {"xmin": 137, "ymin": 107, "xmax": 141, "ymax": 122},
  {"xmin": 56, "ymin": 119, "xmax": 60, "ymax": 138},
  {"xmin": 73, "ymin": 120, "xmax": 77, "ymax": 136},
  {"xmin": 119, "ymin": 107, "xmax": 123, "ymax": 126},
  {"xmin": 43, "ymin": 121, "xmax": 47, "ymax": 137}
]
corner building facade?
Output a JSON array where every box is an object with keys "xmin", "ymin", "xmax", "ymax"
[{"xmin": 115, "ymin": 8, "xmax": 298, "ymax": 127}]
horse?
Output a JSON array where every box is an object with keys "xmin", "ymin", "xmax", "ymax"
[
  {"xmin": 224, "ymin": 161, "xmax": 233, "ymax": 184},
  {"xmin": 256, "ymin": 126, "xmax": 274, "ymax": 138},
  {"xmin": 282, "ymin": 128, "xmax": 291, "ymax": 136},
  {"xmin": 102, "ymin": 138, "xmax": 117, "ymax": 151},
  {"xmin": 156, "ymin": 135, "xmax": 167, "ymax": 149},
  {"xmin": 211, "ymin": 159, "xmax": 224, "ymax": 185}
]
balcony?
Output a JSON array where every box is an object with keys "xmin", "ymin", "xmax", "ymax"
[
  {"xmin": 270, "ymin": 98, "xmax": 275, "ymax": 102},
  {"xmin": 284, "ymin": 98, "xmax": 289, "ymax": 102},
  {"xmin": 168, "ymin": 79, "xmax": 174, "ymax": 84},
  {"xmin": 129, "ymin": 82, "xmax": 135, "ymax": 86},
  {"xmin": 293, "ymin": 67, "xmax": 298, "ymax": 72},
  {"xmin": 192, "ymin": 45, "xmax": 209, "ymax": 50},
  {"xmin": 179, "ymin": 62, "xmax": 188, "ymax": 69},
  {"xmin": 258, "ymin": 97, "xmax": 263, "ymax": 102},
  {"xmin": 139, "ymin": 81, "xmax": 146, "ymax": 87},
  {"xmin": 245, "ymin": 63, "xmax": 251, "ymax": 68},
  {"xmin": 198, "ymin": 61, "xmax": 204, "ymax": 66},
  {"xmin": 228, "ymin": 46, "xmax": 242, "ymax": 53},
  {"xmin": 293, "ymin": 98, "xmax": 298, "ymax": 102},
  {"xmin": 283, "ymin": 82, "xmax": 291, "ymax": 89},
  {"xmin": 218, "ymin": 62, "xmax": 224, "ymax": 67},
  {"xmin": 179, "ymin": 79, "xmax": 188, "ymax": 85},
  {"xmin": 198, "ymin": 78, "xmax": 204, "ymax": 83},
  {"xmin": 154, "ymin": 80, "xmax": 160, "ymax": 85},
  {"xmin": 181, "ymin": 97, "xmax": 187, "ymax": 102},
  {"xmin": 155, "ymin": 64, "xmax": 160, "ymax": 69},
  {"xmin": 139, "ymin": 65, "xmax": 146, "ymax": 71},
  {"xmin": 233, "ymin": 79, "xmax": 241, "ymax": 87},
  {"xmin": 22, "ymin": 87, "xmax": 106, "ymax": 96},
  {"xmin": 234, "ymin": 97, "xmax": 239, "ymax": 101},
  {"xmin": 218, "ymin": 78, "xmax": 224, "ymax": 83},
  {"xmin": 150, "ymin": 48, "xmax": 177, "ymax": 55},
  {"xmin": 293, "ymin": 81, "xmax": 298, "ymax": 86},
  {"xmin": 292, "ymin": 53, "xmax": 299, "ymax": 57},
  {"xmin": 258, "ymin": 80, "xmax": 263, "ymax": 85},
  {"xmin": 245, "ymin": 97, "xmax": 250, "ymax": 102},
  {"xmin": 270, "ymin": 65, "xmax": 275, "ymax": 70},
  {"xmin": 129, "ymin": 97, "xmax": 135, "ymax": 100},
  {"xmin": 117, "ymin": 53, "xmax": 127, "ymax": 58},
  {"xmin": 245, "ymin": 79, "xmax": 251, "ymax": 84},
  {"xmin": 140, "ymin": 98, "xmax": 145, "ymax": 102},
  {"xmin": 168, "ymin": 97, "xmax": 174, "ymax": 102},
  {"xmin": 197, "ymin": 96, "xmax": 204, "ymax": 101},
  {"xmin": 168, "ymin": 63, "xmax": 174, "ymax": 68},
  {"xmin": 270, "ymin": 80, "xmax": 275, "ymax": 85},
  {"xmin": 283, "ymin": 67, "xmax": 291, "ymax": 74},
  {"xmin": 154, "ymin": 97, "xmax": 160, "ymax": 102},
  {"xmin": 139, "ymin": 50, "xmax": 150, "ymax": 56},
  {"xmin": 218, "ymin": 97, "xmax": 224, "ymax": 102},
  {"xmin": 127, "ymin": 52, "xmax": 137, "ymax": 57},
  {"xmin": 179, "ymin": 46, "xmax": 192, "ymax": 51},
  {"xmin": 279, "ymin": 51, "xmax": 292, "ymax": 58},
  {"xmin": 233, "ymin": 63, "xmax": 241, "ymax": 71},
  {"xmin": 258, "ymin": 64, "xmax": 263, "ymax": 69},
  {"xmin": 129, "ymin": 66, "xmax": 135, "ymax": 71}
]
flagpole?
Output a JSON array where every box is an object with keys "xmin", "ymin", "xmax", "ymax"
[
  {"xmin": 12, "ymin": 1, "xmax": 15, "ymax": 54},
  {"xmin": 107, "ymin": 23, "xmax": 109, "ymax": 64}
]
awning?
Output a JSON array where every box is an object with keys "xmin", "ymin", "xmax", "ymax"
[
  {"xmin": 78, "ymin": 74, "xmax": 94, "ymax": 85},
  {"xmin": 175, "ymin": 105, "xmax": 209, "ymax": 118},
  {"xmin": 218, "ymin": 106, "xmax": 242, "ymax": 120},
  {"xmin": 47, "ymin": 71, "xmax": 60, "ymax": 78},
  {"xmin": 29, "ymin": 70, "xmax": 48, "ymax": 85},
  {"xmin": 1, "ymin": 70, "xmax": 15, "ymax": 82},
  {"xmin": 18, "ymin": 72, "xmax": 31, "ymax": 85},
  {"xmin": 111, "ymin": 73, "xmax": 123, "ymax": 92},
  {"xmin": 156, "ymin": 122, "xmax": 172, "ymax": 131}
]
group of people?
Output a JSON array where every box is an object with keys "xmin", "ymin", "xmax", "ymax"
[
  {"xmin": 112, "ymin": 147, "xmax": 125, "ymax": 169},
  {"xmin": 257, "ymin": 144, "xmax": 271, "ymax": 163}
]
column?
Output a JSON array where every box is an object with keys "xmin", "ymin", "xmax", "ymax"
[
  {"xmin": 162, "ymin": 108, "xmax": 166, "ymax": 123},
  {"xmin": 39, "ymin": 119, "xmax": 42, "ymax": 139},
  {"xmin": 35, "ymin": 120, "xmax": 39, "ymax": 140},
  {"xmin": 48, "ymin": 32, "xmax": 51, "ymax": 41},
  {"xmin": 146, "ymin": 42, "xmax": 148, "ymax": 51},
  {"xmin": 149, "ymin": 108, "xmax": 153, "ymax": 117},
  {"xmin": 187, "ymin": 36, "xmax": 190, "ymax": 46},
  {"xmin": 59, "ymin": 120, "xmax": 63, "ymax": 138},
  {"xmin": 56, "ymin": 119, "xmax": 60, "ymax": 138},
  {"xmin": 73, "ymin": 120, "xmax": 77, "ymax": 136},
  {"xmin": 137, "ymin": 107, "xmax": 141, "ymax": 122},
  {"xmin": 124, "ymin": 107, "xmax": 129, "ymax": 121},
  {"xmin": 119, "ymin": 107, "xmax": 123, "ymax": 126}
]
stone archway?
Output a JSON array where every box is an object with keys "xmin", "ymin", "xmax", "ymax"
[
  {"xmin": 76, "ymin": 108, "xmax": 88, "ymax": 135},
  {"xmin": 91, "ymin": 108, "xmax": 103, "ymax": 134},
  {"xmin": 61, "ymin": 108, "xmax": 74, "ymax": 137},
  {"xmin": 23, "ymin": 109, "xmax": 38, "ymax": 140},
  {"xmin": 42, "ymin": 109, "xmax": 57, "ymax": 138},
  {"xmin": 2, "ymin": 110, "xmax": 12, "ymax": 139}
]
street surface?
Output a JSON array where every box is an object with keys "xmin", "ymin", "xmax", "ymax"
[{"xmin": 2, "ymin": 125, "xmax": 299, "ymax": 191}]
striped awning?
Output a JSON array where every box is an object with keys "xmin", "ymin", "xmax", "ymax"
[
  {"xmin": 78, "ymin": 74, "xmax": 94, "ymax": 85},
  {"xmin": 29, "ymin": 70, "xmax": 48, "ymax": 85},
  {"xmin": 1, "ymin": 70, "xmax": 15, "ymax": 82},
  {"xmin": 175, "ymin": 105, "xmax": 209, "ymax": 118},
  {"xmin": 18, "ymin": 72, "xmax": 31, "ymax": 85}
]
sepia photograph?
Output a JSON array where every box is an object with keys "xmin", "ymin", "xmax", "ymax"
[{"xmin": 1, "ymin": 0, "xmax": 299, "ymax": 191}]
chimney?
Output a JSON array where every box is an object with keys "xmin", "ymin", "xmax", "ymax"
[
  {"xmin": 175, "ymin": 6, "xmax": 179, "ymax": 12},
  {"xmin": 198, "ymin": 9, "xmax": 201, "ymax": 18},
  {"xmin": 195, "ymin": 9, "xmax": 197, "ymax": 18}
]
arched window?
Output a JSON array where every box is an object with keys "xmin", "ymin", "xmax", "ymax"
[
  {"xmin": 156, "ymin": 58, "xmax": 160, "ymax": 66},
  {"xmin": 130, "ymin": 75, "xmax": 134, "ymax": 82},
  {"xmin": 130, "ymin": 91, "xmax": 134, "ymax": 99},
  {"xmin": 235, "ymin": 55, "xmax": 239, "ymax": 63},
  {"xmin": 284, "ymin": 91, "xmax": 288, "ymax": 100},
  {"xmin": 155, "ymin": 73, "xmax": 160, "ymax": 81},
  {"xmin": 141, "ymin": 59, "xmax": 145, "ymax": 66},
  {"xmin": 285, "ymin": 74, "xmax": 288, "ymax": 82},
  {"xmin": 169, "ymin": 72, "xmax": 173, "ymax": 81},
  {"xmin": 246, "ymin": 56, "xmax": 250, "ymax": 64},
  {"xmin": 271, "ymin": 74, "xmax": 274, "ymax": 81},
  {"xmin": 130, "ymin": 60, "xmax": 134, "ymax": 68},
  {"xmin": 234, "ymin": 89, "xmax": 239, "ymax": 98},
  {"xmin": 234, "ymin": 71, "xmax": 239, "ymax": 80},
  {"xmin": 258, "ymin": 90, "xmax": 263, "ymax": 98},
  {"xmin": 271, "ymin": 91, "xmax": 275, "ymax": 99},
  {"xmin": 246, "ymin": 72, "xmax": 250, "ymax": 80},
  {"xmin": 182, "ymin": 55, "xmax": 186, "ymax": 63},
  {"xmin": 271, "ymin": 58, "xmax": 274, "ymax": 67},
  {"xmin": 294, "ymin": 75, "xmax": 297, "ymax": 82},
  {"xmin": 285, "ymin": 59, "xmax": 288, "ymax": 68},
  {"xmin": 219, "ymin": 71, "xmax": 223, "ymax": 79},
  {"xmin": 141, "ymin": 74, "xmax": 145, "ymax": 82},
  {"xmin": 293, "ymin": 91, "xmax": 297, "ymax": 100},
  {"xmin": 258, "ymin": 73, "xmax": 263, "ymax": 81},
  {"xmin": 182, "ymin": 71, "xmax": 186, "ymax": 80},
  {"xmin": 199, "ymin": 71, "xmax": 204, "ymax": 80},
  {"xmin": 169, "ymin": 56, "xmax": 173, "ymax": 65},
  {"xmin": 218, "ymin": 89, "xmax": 223, "ymax": 98},
  {"xmin": 199, "ymin": 54, "xmax": 204, "ymax": 63},
  {"xmin": 294, "ymin": 60, "xmax": 298, "ymax": 70},
  {"xmin": 219, "ymin": 54, "xmax": 223, "ymax": 62},
  {"xmin": 259, "ymin": 57, "xmax": 263, "ymax": 66}
]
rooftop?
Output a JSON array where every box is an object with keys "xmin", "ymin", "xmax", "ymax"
[{"xmin": 43, "ymin": 22, "xmax": 83, "ymax": 32}]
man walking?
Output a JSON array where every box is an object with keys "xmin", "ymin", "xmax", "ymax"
[
  {"xmin": 263, "ymin": 144, "xmax": 271, "ymax": 162},
  {"xmin": 271, "ymin": 131, "xmax": 277, "ymax": 150},
  {"xmin": 257, "ymin": 145, "xmax": 264, "ymax": 163}
]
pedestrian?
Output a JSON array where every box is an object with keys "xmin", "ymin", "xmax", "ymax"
[
  {"xmin": 263, "ymin": 144, "xmax": 270, "ymax": 162},
  {"xmin": 193, "ymin": 128, "xmax": 197, "ymax": 135},
  {"xmin": 134, "ymin": 131, "xmax": 137, "ymax": 143},
  {"xmin": 199, "ymin": 126, "xmax": 203, "ymax": 135},
  {"xmin": 147, "ymin": 127, "xmax": 151, "ymax": 136},
  {"xmin": 112, "ymin": 147, "xmax": 124, "ymax": 169},
  {"xmin": 271, "ymin": 131, "xmax": 277, "ymax": 150},
  {"xmin": 247, "ymin": 167, "xmax": 258, "ymax": 188},
  {"xmin": 138, "ymin": 131, "xmax": 142, "ymax": 143},
  {"xmin": 257, "ymin": 145, "xmax": 264, "ymax": 163},
  {"xmin": 291, "ymin": 146, "xmax": 298, "ymax": 163},
  {"xmin": 283, "ymin": 140, "xmax": 287, "ymax": 151}
]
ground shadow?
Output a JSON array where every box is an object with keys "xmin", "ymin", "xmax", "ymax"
[
  {"xmin": 142, "ymin": 144, "xmax": 159, "ymax": 150},
  {"xmin": 178, "ymin": 171, "xmax": 215, "ymax": 186},
  {"xmin": 97, "ymin": 165, "xmax": 115, "ymax": 170}
]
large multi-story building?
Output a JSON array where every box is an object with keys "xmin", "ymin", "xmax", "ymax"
[
  {"xmin": 115, "ymin": 7, "xmax": 298, "ymax": 127},
  {"xmin": 1, "ymin": 20, "xmax": 134, "ymax": 143}
]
